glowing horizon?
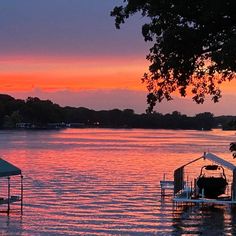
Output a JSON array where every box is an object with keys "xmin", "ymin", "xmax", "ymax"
[{"xmin": 0, "ymin": 55, "xmax": 149, "ymax": 92}]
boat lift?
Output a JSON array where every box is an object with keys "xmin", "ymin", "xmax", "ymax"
[
  {"xmin": 160, "ymin": 152, "xmax": 236, "ymax": 205},
  {"xmin": 0, "ymin": 158, "xmax": 23, "ymax": 214}
]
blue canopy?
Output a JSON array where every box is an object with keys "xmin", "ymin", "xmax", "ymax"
[{"xmin": 0, "ymin": 158, "xmax": 21, "ymax": 177}]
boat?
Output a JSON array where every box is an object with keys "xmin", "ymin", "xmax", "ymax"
[{"xmin": 196, "ymin": 164, "xmax": 228, "ymax": 199}]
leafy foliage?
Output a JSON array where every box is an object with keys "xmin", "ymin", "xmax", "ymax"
[
  {"xmin": 230, "ymin": 142, "xmax": 236, "ymax": 158},
  {"xmin": 111, "ymin": 0, "xmax": 236, "ymax": 112}
]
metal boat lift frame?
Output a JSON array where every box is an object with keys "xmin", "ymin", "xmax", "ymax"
[
  {"xmin": 173, "ymin": 152, "xmax": 236, "ymax": 204},
  {"xmin": 0, "ymin": 158, "xmax": 23, "ymax": 214},
  {"xmin": 161, "ymin": 152, "xmax": 236, "ymax": 205}
]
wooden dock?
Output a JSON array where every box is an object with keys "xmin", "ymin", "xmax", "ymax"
[{"xmin": 160, "ymin": 180, "xmax": 174, "ymax": 196}]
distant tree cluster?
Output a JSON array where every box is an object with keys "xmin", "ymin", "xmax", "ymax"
[
  {"xmin": 0, "ymin": 94, "xmax": 235, "ymax": 130},
  {"xmin": 0, "ymin": 95, "xmax": 64, "ymax": 128}
]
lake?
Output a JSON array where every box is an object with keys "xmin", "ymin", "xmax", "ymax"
[{"xmin": 0, "ymin": 128, "xmax": 236, "ymax": 235}]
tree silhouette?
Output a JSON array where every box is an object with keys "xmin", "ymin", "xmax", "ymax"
[
  {"xmin": 230, "ymin": 142, "xmax": 236, "ymax": 158},
  {"xmin": 111, "ymin": 1, "xmax": 236, "ymax": 112}
]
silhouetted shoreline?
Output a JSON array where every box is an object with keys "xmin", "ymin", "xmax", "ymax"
[{"xmin": 0, "ymin": 94, "xmax": 235, "ymax": 130}]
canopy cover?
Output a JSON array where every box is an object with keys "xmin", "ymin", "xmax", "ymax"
[
  {"xmin": 0, "ymin": 158, "xmax": 21, "ymax": 177},
  {"xmin": 204, "ymin": 153, "xmax": 236, "ymax": 171}
]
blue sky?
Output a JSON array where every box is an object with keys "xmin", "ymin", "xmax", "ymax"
[{"xmin": 0, "ymin": 0, "xmax": 147, "ymax": 57}]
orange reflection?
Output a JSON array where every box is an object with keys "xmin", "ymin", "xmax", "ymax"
[{"xmin": 0, "ymin": 129, "xmax": 235, "ymax": 235}]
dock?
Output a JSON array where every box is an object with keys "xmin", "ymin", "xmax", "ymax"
[{"xmin": 160, "ymin": 180, "xmax": 174, "ymax": 194}]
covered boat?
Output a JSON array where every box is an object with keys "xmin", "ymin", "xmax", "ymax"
[{"xmin": 197, "ymin": 164, "xmax": 228, "ymax": 199}]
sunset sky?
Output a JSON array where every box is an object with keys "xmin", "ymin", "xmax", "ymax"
[{"xmin": 1, "ymin": 0, "xmax": 236, "ymax": 115}]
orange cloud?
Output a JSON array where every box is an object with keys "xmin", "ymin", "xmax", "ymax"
[
  {"xmin": 0, "ymin": 56, "xmax": 148, "ymax": 92},
  {"xmin": 1, "ymin": 55, "xmax": 236, "ymax": 97}
]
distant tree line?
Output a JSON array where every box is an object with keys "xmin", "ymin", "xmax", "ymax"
[{"xmin": 0, "ymin": 94, "xmax": 235, "ymax": 130}]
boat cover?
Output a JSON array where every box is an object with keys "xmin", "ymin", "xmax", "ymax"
[{"xmin": 0, "ymin": 158, "xmax": 21, "ymax": 177}]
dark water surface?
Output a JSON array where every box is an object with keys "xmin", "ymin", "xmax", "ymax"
[{"xmin": 0, "ymin": 128, "xmax": 235, "ymax": 235}]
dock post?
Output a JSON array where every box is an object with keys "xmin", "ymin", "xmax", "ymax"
[
  {"xmin": 163, "ymin": 173, "xmax": 166, "ymax": 196},
  {"xmin": 190, "ymin": 181, "xmax": 192, "ymax": 195},
  {"xmin": 194, "ymin": 179, "xmax": 197, "ymax": 198},
  {"xmin": 161, "ymin": 173, "xmax": 166, "ymax": 197},
  {"xmin": 7, "ymin": 177, "xmax": 10, "ymax": 214},
  {"xmin": 21, "ymin": 175, "xmax": 23, "ymax": 214}
]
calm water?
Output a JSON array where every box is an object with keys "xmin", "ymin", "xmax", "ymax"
[{"xmin": 0, "ymin": 128, "xmax": 236, "ymax": 235}]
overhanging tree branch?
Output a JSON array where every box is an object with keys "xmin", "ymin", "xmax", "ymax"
[{"xmin": 111, "ymin": 0, "xmax": 236, "ymax": 112}]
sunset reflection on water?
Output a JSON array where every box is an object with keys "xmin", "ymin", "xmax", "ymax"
[{"xmin": 0, "ymin": 129, "xmax": 235, "ymax": 235}]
